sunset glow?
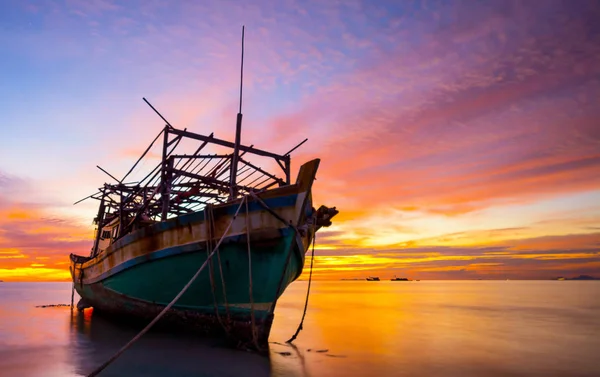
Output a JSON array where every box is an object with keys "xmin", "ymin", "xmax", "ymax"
[{"xmin": 1, "ymin": 0, "xmax": 598, "ymax": 281}]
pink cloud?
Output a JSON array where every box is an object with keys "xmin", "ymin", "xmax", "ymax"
[
  {"xmin": 2, "ymin": 0, "xmax": 600, "ymax": 280},
  {"xmin": 254, "ymin": 1, "xmax": 600, "ymax": 216}
]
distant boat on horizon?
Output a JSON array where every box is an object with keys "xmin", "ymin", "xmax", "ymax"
[
  {"xmin": 553, "ymin": 275, "xmax": 599, "ymax": 281},
  {"xmin": 366, "ymin": 277, "xmax": 380, "ymax": 281},
  {"xmin": 391, "ymin": 276, "xmax": 410, "ymax": 281}
]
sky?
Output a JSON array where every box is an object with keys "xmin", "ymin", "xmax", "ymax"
[{"xmin": 0, "ymin": 0, "xmax": 599, "ymax": 281}]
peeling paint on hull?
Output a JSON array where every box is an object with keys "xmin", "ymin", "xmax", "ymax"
[{"xmin": 71, "ymin": 203, "xmax": 308, "ymax": 349}]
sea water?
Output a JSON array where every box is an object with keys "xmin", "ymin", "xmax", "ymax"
[{"xmin": 0, "ymin": 281, "xmax": 598, "ymax": 377}]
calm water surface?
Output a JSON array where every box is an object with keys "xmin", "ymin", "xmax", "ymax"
[{"xmin": 0, "ymin": 281, "xmax": 598, "ymax": 377}]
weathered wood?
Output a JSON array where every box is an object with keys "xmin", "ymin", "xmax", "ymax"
[
  {"xmin": 120, "ymin": 128, "xmax": 164, "ymax": 184},
  {"xmin": 96, "ymin": 165, "xmax": 120, "ymax": 183},
  {"xmin": 78, "ymin": 85, "xmax": 302, "ymax": 242},
  {"xmin": 166, "ymin": 128, "xmax": 187, "ymax": 155},
  {"xmin": 160, "ymin": 128, "xmax": 170, "ymax": 221},
  {"xmin": 167, "ymin": 134, "xmax": 183, "ymax": 148},
  {"xmin": 170, "ymin": 157, "xmax": 228, "ymax": 194},
  {"xmin": 171, "ymin": 154, "xmax": 230, "ymax": 159},
  {"xmin": 92, "ymin": 191, "xmax": 106, "ymax": 255},
  {"xmin": 161, "ymin": 158, "xmax": 174, "ymax": 220},
  {"xmin": 170, "ymin": 187, "xmax": 221, "ymax": 198},
  {"xmin": 230, "ymin": 112, "xmax": 243, "ymax": 200},
  {"xmin": 174, "ymin": 132, "xmax": 215, "ymax": 172},
  {"xmin": 172, "ymin": 169, "xmax": 238, "ymax": 191},
  {"xmin": 73, "ymin": 192, "xmax": 100, "ymax": 205},
  {"xmin": 118, "ymin": 190, "xmax": 124, "ymax": 238},
  {"xmin": 285, "ymin": 138, "xmax": 308, "ymax": 156},
  {"xmin": 143, "ymin": 97, "xmax": 174, "ymax": 129},
  {"xmin": 174, "ymin": 145, "xmax": 251, "ymax": 204},
  {"xmin": 285, "ymin": 158, "xmax": 291, "ymax": 184},
  {"xmin": 257, "ymin": 179, "xmax": 280, "ymax": 191},
  {"xmin": 238, "ymin": 157, "xmax": 285, "ymax": 186},
  {"xmin": 275, "ymin": 159, "xmax": 289, "ymax": 183},
  {"xmin": 239, "ymin": 26, "xmax": 245, "ymax": 115},
  {"xmin": 169, "ymin": 128, "xmax": 286, "ymax": 161}
]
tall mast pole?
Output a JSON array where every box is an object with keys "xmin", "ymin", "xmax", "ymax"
[{"xmin": 229, "ymin": 25, "xmax": 245, "ymax": 200}]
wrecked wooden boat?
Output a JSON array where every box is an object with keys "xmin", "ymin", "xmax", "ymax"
[
  {"xmin": 70, "ymin": 116, "xmax": 337, "ymax": 351},
  {"xmin": 69, "ymin": 33, "xmax": 337, "ymax": 351}
]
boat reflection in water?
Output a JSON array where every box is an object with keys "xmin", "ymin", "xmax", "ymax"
[{"xmin": 68, "ymin": 308, "xmax": 272, "ymax": 377}]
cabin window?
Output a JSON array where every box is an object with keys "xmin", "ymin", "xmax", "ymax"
[{"xmin": 101, "ymin": 230, "xmax": 111, "ymax": 239}]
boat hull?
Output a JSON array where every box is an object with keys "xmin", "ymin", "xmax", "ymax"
[{"xmin": 74, "ymin": 228, "xmax": 302, "ymax": 348}]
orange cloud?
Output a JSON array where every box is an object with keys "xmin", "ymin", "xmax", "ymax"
[
  {"xmin": 0, "ymin": 194, "xmax": 93, "ymax": 281},
  {"xmin": 300, "ymin": 232, "xmax": 600, "ymax": 280}
]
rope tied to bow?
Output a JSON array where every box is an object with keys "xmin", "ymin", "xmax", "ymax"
[{"xmin": 287, "ymin": 224, "xmax": 316, "ymax": 343}]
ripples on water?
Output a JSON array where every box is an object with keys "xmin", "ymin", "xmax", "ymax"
[{"xmin": 0, "ymin": 281, "xmax": 598, "ymax": 377}]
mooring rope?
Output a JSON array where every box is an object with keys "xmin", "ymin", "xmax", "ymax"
[
  {"xmin": 268, "ymin": 227, "xmax": 298, "ymax": 316},
  {"xmin": 287, "ymin": 224, "xmax": 316, "ymax": 343},
  {"xmin": 205, "ymin": 204, "xmax": 233, "ymax": 337},
  {"xmin": 246, "ymin": 191, "xmax": 317, "ymax": 343},
  {"xmin": 70, "ymin": 281, "xmax": 75, "ymax": 312},
  {"xmin": 205, "ymin": 204, "xmax": 223, "ymax": 326},
  {"xmin": 86, "ymin": 197, "xmax": 247, "ymax": 377},
  {"xmin": 246, "ymin": 190, "xmax": 299, "ymax": 317},
  {"xmin": 215, "ymin": 219, "xmax": 232, "ymax": 321},
  {"xmin": 245, "ymin": 196, "xmax": 260, "ymax": 350}
]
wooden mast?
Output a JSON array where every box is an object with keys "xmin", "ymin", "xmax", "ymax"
[
  {"xmin": 161, "ymin": 125, "xmax": 171, "ymax": 220},
  {"xmin": 229, "ymin": 25, "xmax": 245, "ymax": 200}
]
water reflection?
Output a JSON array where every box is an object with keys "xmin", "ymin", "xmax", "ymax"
[
  {"xmin": 1, "ymin": 281, "xmax": 599, "ymax": 377},
  {"xmin": 269, "ymin": 281, "xmax": 600, "ymax": 377},
  {"xmin": 67, "ymin": 308, "xmax": 271, "ymax": 377}
]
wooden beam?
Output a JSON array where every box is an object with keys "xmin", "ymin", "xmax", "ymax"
[
  {"xmin": 143, "ymin": 97, "xmax": 174, "ymax": 129},
  {"xmin": 285, "ymin": 138, "xmax": 308, "ymax": 155},
  {"xmin": 168, "ymin": 128, "xmax": 286, "ymax": 161},
  {"xmin": 170, "ymin": 188, "xmax": 221, "ymax": 198},
  {"xmin": 285, "ymin": 158, "xmax": 291, "ymax": 184},
  {"xmin": 96, "ymin": 165, "xmax": 120, "ymax": 183},
  {"xmin": 166, "ymin": 127, "xmax": 187, "ymax": 155},
  {"xmin": 238, "ymin": 156, "xmax": 285, "ymax": 185},
  {"xmin": 160, "ymin": 129, "xmax": 170, "ymax": 221},
  {"xmin": 174, "ymin": 132, "xmax": 214, "ymax": 171},
  {"xmin": 172, "ymin": 168, "xmax": 254, "ymax": 193},
  {"xmin": 172, "ymin": 169, "xmax": 233, "ymax": 190},
  {"xmin": 120, "ymin": 128, "xmax": 165, "ymax": 183},
  {"xmin": 171, "ymin": 154, "xmax": 231, "ymax": 159}
]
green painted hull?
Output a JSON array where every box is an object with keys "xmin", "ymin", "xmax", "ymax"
[
  {"xmin": 75, "ymin": 230, "xmax": 301, "ymax": 318},
  {"xmin": 73, "ymin": 228, "xmax": 306, "ymax": 350}
]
